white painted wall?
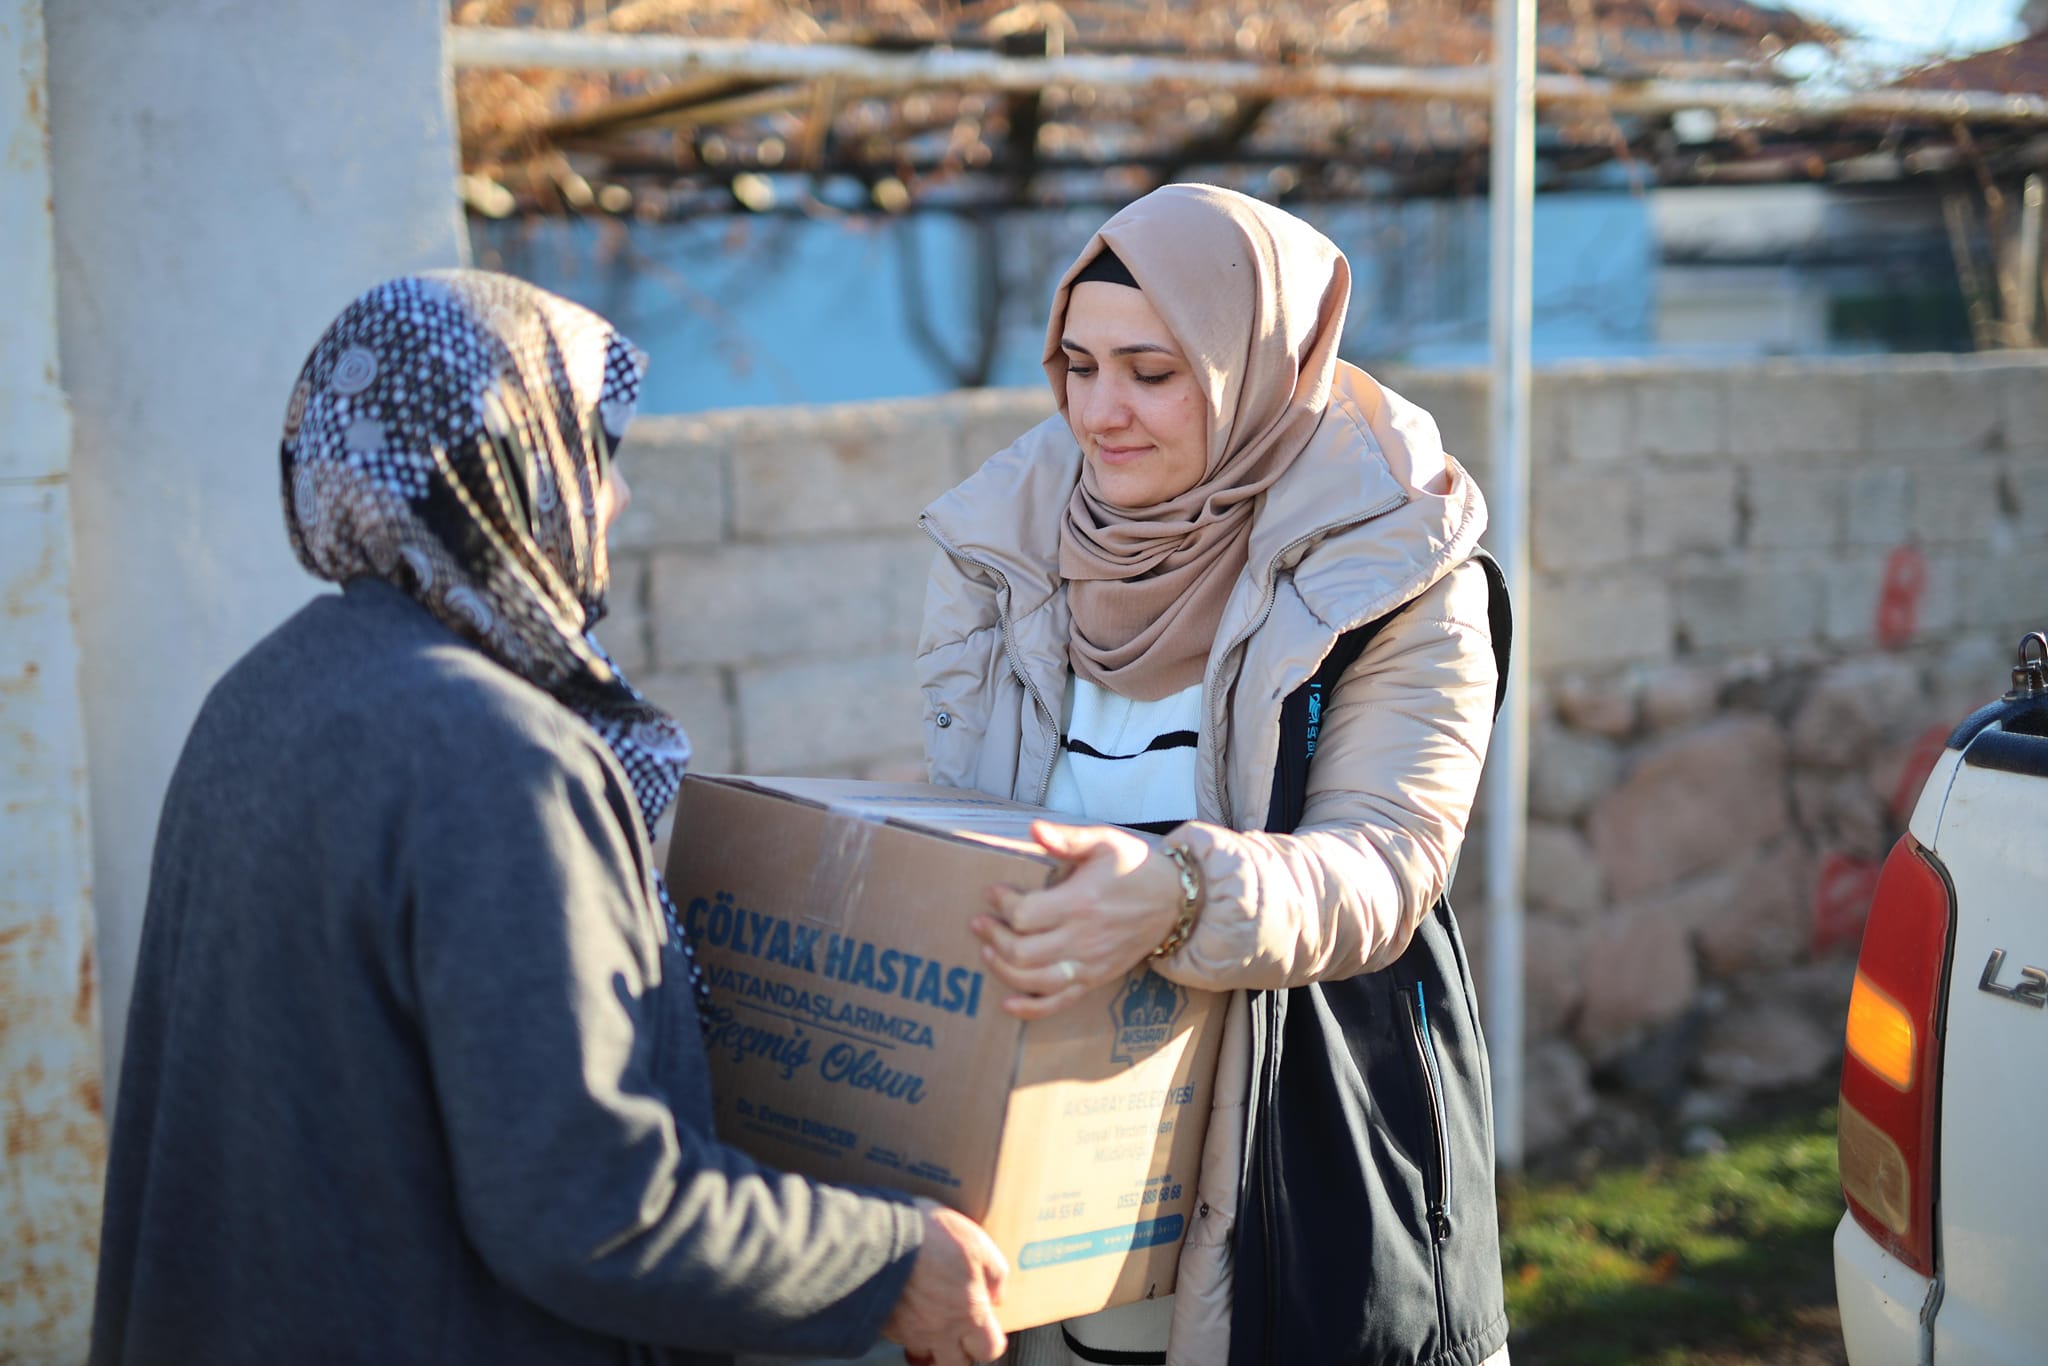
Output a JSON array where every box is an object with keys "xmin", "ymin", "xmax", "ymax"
[
  {"xmin": 1656, "ymin": 265, "xmax": 1832, "ymax": 355},
  {"xmin": 42, "ymin": 0, "xmax": 466, "ymax": 1108},
  {"xmin": 2, "ymin": 0, "xmax": 105, "ymax": 1350}
]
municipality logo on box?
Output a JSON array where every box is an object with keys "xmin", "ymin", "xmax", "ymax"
[{"xmin": 1108, "ymin": 970, "xmax": 1187, "ymax": 1067}]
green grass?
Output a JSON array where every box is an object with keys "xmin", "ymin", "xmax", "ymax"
[{"xmin": 1501, "ymin": 1104, "xmax": 1848, "ymax": 1366}]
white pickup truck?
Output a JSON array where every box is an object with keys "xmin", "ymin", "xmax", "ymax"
[{"xmin": 1834, "ymin": 631, "xmax": 2048, "ymax": 1365}]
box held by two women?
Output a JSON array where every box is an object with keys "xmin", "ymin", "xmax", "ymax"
[{"xmin": 664, "ymin": 774, "xmax": 1225, "ymax": 1331}]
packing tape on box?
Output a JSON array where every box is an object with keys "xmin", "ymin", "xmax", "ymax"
[{"xmin": 804, "ymin": 803, "xmax": 889, "ymax": 930}]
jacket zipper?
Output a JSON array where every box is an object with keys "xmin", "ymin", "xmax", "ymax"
[
  {"xmin": 1203, "ymin": 494, "xmax": 1407, "ymax": 823},
  {"xmin": 920, "ymin": 520, "xmax": 1064, "ymax": 805},
  {"xmin": 1403, "ymin": 981, "xmax": 1455, "ymax": 1344}
]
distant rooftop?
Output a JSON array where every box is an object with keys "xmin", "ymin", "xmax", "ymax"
[{"xmin": 1897, "ymin": 27, "xmax": 2048, "ymax": 97}]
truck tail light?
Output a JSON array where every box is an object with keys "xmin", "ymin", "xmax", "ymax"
[{"xmin": 1837, "ymin": 833, "xmax": 1954, "ymax": 1278}]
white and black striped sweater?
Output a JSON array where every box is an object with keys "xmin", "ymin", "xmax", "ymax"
[{"xmin": 1044, "ymin": 677, "xmax": 1202, "ymax": 833}]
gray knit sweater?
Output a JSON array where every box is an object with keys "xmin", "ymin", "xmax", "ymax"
[{"xmin": 92, "ymin": 579, "xmax": 920, "ymax": 1365}]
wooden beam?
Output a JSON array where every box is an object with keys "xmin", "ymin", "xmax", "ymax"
[
  {"xmin": 537, "ymin": 74, "xmax": 768, "ymax": 141},
  {"xmin": 448, "ymin": 26, "xmax": 2048, "ymax": 126}
]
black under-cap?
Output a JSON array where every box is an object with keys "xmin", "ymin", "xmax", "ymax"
[{"xmin": 1072, "ymin": 247, "xmax": 1140, "ymax": 289}]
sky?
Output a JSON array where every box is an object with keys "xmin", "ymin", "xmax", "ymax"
[{"xmin": 1786, "ymin": 0, "xmax": 2028, "ymax": 71}]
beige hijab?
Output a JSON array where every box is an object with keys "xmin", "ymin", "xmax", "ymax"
[{"xmin": 1052, "ymin": 184, "xmax": 1353, "ymax": 700}]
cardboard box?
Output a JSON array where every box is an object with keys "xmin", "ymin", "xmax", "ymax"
[{"xmin": 665, "ymin": 774, "xmax": 1226, "ymax": 1331}]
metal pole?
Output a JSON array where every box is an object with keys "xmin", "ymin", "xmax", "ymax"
[
  {"xmin": 2018, "ymin": 174, "xmax": 2043, "ymax": 346},
  {"xmin": 1484, "ymin": 0, "xmax": 1534, "ymax": 1173}
]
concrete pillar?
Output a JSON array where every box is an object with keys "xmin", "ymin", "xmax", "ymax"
[
  {"xmin": 42, "ymin": 0, "xmax": 467, "ymax": 1125},
  {"xmin": 2, "ymin": 0, "xmax": 106, "ymax": 1352}
]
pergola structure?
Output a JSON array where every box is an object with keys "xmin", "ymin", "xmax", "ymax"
[{"xmin": 452, "ymin": 1, "xmax": 2048, "ymax": 222}]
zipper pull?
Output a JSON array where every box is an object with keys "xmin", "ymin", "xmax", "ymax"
[{"xmin": 1429, "ymin": 1207, "xmax": 1451, "ymax": 1242}]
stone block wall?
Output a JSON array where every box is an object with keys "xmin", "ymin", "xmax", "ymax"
[
  {"xmin": 604, "ymin": 389, "xmax": 1057, "ymax": 783},
  {"xmin": 1451, "ymin": 356, "xmax": 2048, "ymax": 1152},
  {"xmin": 605, "ymin": 355, "xmax": 2048, "ymax": 1156}
]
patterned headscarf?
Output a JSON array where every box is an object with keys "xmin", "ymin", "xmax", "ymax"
[{"xmin": 281, "ymin": 270, "xmax": 705, "ymax": 1013}]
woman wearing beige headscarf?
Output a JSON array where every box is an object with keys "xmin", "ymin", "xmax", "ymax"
[{"xmin": 918, "ymin": 185, "xmax": 1512, "ymax": 1366}]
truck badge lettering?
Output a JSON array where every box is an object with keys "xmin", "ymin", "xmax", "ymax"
[{"xmin": 1978, "ymin": 948, "xmax": 2048, "ymax": 1010}]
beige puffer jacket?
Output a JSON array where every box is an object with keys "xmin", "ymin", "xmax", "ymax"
[{"xmin": 916, "ymin": 365, "xmax": 1499, "ymax": 1366}]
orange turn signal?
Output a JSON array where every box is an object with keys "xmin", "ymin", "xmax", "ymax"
[{"xmin": 1845, "ymin": 970, "xmax": 1916, "ymax": 1091}]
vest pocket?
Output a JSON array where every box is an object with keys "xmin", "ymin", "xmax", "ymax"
[
  {"xmin": 1401, "ymin": 982, "xmax": 1455, "ymax": 1237},
  {"xmin": 1402, "ymin": 980, "xmax": 1456, "ymax": 1348}
]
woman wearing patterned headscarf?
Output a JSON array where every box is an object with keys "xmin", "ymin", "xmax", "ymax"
[
  {"xmin": 94, "ymin": 271, "xmax": 1007, "ymax": 1366},
  {"xmin": 919, "ymin": 187, "xmax": 1512, "ymax": 1366}
]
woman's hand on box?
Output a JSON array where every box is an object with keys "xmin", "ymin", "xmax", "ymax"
[{"xmin": 971, "ymin": 821, "xmax": 1183, "ymax": 1018}]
